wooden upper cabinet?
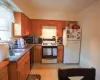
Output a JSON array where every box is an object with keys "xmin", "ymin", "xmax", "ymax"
[
  {"xmin": 28, "ymin": 19, "xmax": 32, "ymax": 35},
  {"xmin": 31, "ymin": 19, "xmax": 66, "ymax": 36},
  {"xmin": 21, "ymin": 13, "xmax": 27, "ymax": 36},
  {"xmin": 57, "ymin": 21, "xmax": 66, "ymax": 36},
  {"xmin": 42, "ymin": 20, "xmax": 57, "ymax": 26},
  {"xmin": 32, "ymin": 20, "xmax": 42, "ymax": 36},
  {"xmin": 14, "ymin": 12, "xmax": 31, "ymax": 36}
]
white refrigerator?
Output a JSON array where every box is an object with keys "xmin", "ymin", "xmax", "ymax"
[{"xmin": 63, "ymin": 28, "xmax": 81, "ymax": 64}]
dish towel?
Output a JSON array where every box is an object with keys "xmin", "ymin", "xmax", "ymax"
[
  {"xmin": 47, "ymin": 48, "xmax": 52, "ymax": 55},
  {"xmin": 43, "ymin": 48, "xmax": 48, "ymax": 55},
  {"xmin": 53, "ymin": 48, "xmax": 57, "ymax": 56}
]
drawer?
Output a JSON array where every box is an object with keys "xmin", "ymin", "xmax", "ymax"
[
  {"xmin": 17, "ymin": 51, "xmax": 30, "ymax": 69},
  {"xmin": 0, "ymin": 67, "xmax": 8, "ymax": 79},
  {"xmin": 35, "ymin": 46, "xmax": 41, "ymax": 49},
  {"xmin": 58, "ymin": 46, "xmax": 63, "ymax": 50}
]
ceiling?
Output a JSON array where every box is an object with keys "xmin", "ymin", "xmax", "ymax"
[
  {"xmin": 3, "ymin": 0, "xmax": 98, "ymax": 20},
  {"xmin": 11, "ymin": 0, "xmax": 98, "ymax": 12}
]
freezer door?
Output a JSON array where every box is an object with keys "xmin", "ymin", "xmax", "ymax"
[
  {"xmin": 67, "ymin": 29, "xmax": 81, "ymax": 41},
  {"xmin": 63, "ymin": 41, "xmax": 80, "ymax": 64}
]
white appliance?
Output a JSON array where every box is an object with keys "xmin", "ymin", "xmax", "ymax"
[
  {"xmin": 63, "ymin": 28, "xmax": 81, "ymax": 64},
  {"xmin": 13, "ymin": 38, "xmax": 25, "ymax": 49},
  {"xmin": 42, "ymin": 39, "xmax": 57, "ymax": 63}
]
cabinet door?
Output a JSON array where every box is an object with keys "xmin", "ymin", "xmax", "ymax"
[
  {"xmin": 1, "ymin": 74, "xmax": 8, "ymax": 80},
  {"xmin": 34, "ymin": 46, "xmax": 42, "ymax": 63},
  {"xmin": 36, "ymin": 21, "xmax": 42, "ymax": 36},
  {"xmin": 25, "ymin": 55, "xmax": 30, "ymax": 79},
  {"xmin": 32, "ymin": 20, "xmax": 42, "ymax": 36},
  {"xmin": 57, "ymin": 21, "xmax": 66, "ymax": 36},
  {"xmin": 21, "ymin": 13, "xmax": 27, "ymax": 36},
  {"xmin": 28, "ymin": 19, "xmax": 32, "ymax": 35},
  {"xmin": 18, "ymin": 64, "xmax": 25, "ymax": 80},
  {"xmin": 42, "ymin": 20, "xmax": 57, "ymax": 26},
  {"xmin": 57, "ymin": 46, "xmax": 64, "ymax": 63}
]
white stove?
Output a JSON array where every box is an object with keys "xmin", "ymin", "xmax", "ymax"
[
  {"xmin": 42, "ymin": 43, "xmax": 57, "ymax": 46},
  {"xmin": 42, "ymin": 39, "xmax": 57, "ymax": 63},
  {"xmin": 42, "ymin": 39, "xmax": 57, "ymax": 46}
]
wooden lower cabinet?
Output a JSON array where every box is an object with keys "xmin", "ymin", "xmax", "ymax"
[
  {"xmin": 57, "ymin": 46, "xmax": 64, "ymax": 63},
  {"xmin": 0, "ymin": 61, "xmax": 9, "ymax": 80},
  {"xmin": 34, "ymin": 45, "xmax": 42, "ymax": 63},
  {"xmin": 18, "ymin": 64, "xmax": 25, "ymax": 80},
  {"xmin": 1, "ymin": 74, "xmax": 8, "ymax": 80},
  {"xmin": 8, "ymin": 51, "xmax": 30, "ymax": 80},
  {"xmin": 25, "ymin": 55, "xmax": 30, "ymax": 78}
]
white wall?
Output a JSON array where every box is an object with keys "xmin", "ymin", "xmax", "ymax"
[
  {"xmin": 78, "ymin": 0, "xmax": 100, "ymax": 80},
  {"xmin": 28, "ymin": 11, "xmax": 78, "ymax": 21},
  {"xmin": 12, "ymin": 0, "xmax": 78, "ymax": 21}
]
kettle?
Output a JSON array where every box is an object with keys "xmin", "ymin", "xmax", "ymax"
[
  {"xmin": 14, "ymin": 38, "xmax": 25, "ymax": 48},
  {"xmin": 20, "ymin": 38, "xmax": 25, "ymax": 46}
]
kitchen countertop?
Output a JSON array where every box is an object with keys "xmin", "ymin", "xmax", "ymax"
[
  {"xmin": 33, "ymin": 44, "xmax": 42, "ymax": 45},
  {"xmin": 7, "ymin": 44, "xmax": 34, "ymax": 62},
  {"xmin": 6, "ymin": 43, "xmax": 63, "ymax": 62},
  {"xmin": 57, "ymin": 44, "xmax": 64, "ymax": 46}
]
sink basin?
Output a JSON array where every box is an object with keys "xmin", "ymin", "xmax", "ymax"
[
  {"xmin": 14, "ymin": 53, "xmax": 22, "ymax": 56},
  {"xmin": 10, "ymin": 49, "xmax": 26, "ymax": 56},
  {"xmin": 13, "ymin": 49, "xmax": 25, "ymax": 53}
]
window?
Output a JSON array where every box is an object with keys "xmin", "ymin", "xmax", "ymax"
[
  {"xmin": 0, "ymin": 6, "xmax": 14, "ymax": 40},
  {"xmin": 0, "ymin": 18, "xmax": 8, "ymax": 30},
  {"xmin": 42, "ymin": 26, "xmax": 56, "ymax": 38}
]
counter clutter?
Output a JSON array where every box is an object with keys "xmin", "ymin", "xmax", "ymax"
[
  {"xmin": 6, "ymin": 44, "xmax": 35, "ymax": 80},
  {"xmin": 8, "ymin": 44, "xmax": 34, "ymax": 61}
]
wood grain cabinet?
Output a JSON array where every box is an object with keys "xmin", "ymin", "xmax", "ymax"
[
  {"xmin": 42, "ymin": 20, "xmax": 57, "ymax": 26},
  {"xmin": 18, "ymin": 64, "xmax": 25, "ymax": 80},
  {"xmin": 57, "ymin": 21, "xmax": 66, "ymax": 36},
  {"xmin": 32, "ymin": 20, "xmax": 42, "ymax": 36},
  {"xmin": 57, "ymin": 46, "xmax": 64, "ymax": 63},
  {"xmin": 14, "ymin": 12, "xmax": 31, "ymax": 36},
  {"xmin": 1, "ymin": 74, "xmax": 8, "ymax": 80},
  {"xmin": 34, "ymin": 45, "xmax": 42, "ymax": 63},
  {"xmin": 8, "ymin": 51, "xmax": 30, "ymax": 80},
  {"xmin": 0, "ymin": 61, "xmax": 9, "ymax": 80},
  {"xmin": 25, "ymin": 54, "xmax": 30, "ymax": 78},
  {"xmin": 0, "ymin": 67, "xmax": 8, "ymax": 80}
]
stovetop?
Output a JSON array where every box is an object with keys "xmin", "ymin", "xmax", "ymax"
[{"xmin": 42, "ymin": 43, "xmax": 57, "ymax": 46}]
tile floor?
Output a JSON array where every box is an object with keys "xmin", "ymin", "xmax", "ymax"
[{"xmin": 30, "ymin": 63, "xmax": 80, "ymax": 80}]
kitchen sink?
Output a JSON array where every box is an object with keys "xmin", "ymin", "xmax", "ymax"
[
  {"xmin": 9, "ymin": 49, "xmax": 26, "ymax": 56},
  {"xmin": 14, "ymin": 53, "xmax": 22, "ymax": 56},
  {"xmin": 13, "ymin": 49, "xmax": 25, "ymax": 53}
]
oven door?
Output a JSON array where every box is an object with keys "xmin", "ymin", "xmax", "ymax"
[{"xmin": 42, "ymin": 46, "xmax": 57, "ymax": 59}]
